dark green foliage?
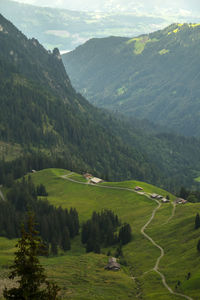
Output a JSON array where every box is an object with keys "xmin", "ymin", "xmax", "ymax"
[
  {"xmin": 107, "ymin": 250, "xmax": 111, "ymax": 256},
  {"xmin": 179, "ymin": 187, "xmax": 200, "ymax": 203},
  {"xmin": 37, "ymin": 184, "xmax": 48, "ymax": 196},
  {"xmin": 115, "ymin": 244, "xmax": 123, "ymax": 258},
  {"xmin": 61, "ymin": 227, "xmax": 71, "ymax": 251},
  {"xmin": 195, "ymin": 213, "xmax": 200, "ymax": 229},
  {"xmin": 118, "ymin": 223, "xmax": 132, "ymax": 245},
  {"xmin": 186, "ymin": 272, "xmax": 191, "ymax": 280},
  {"xmin": 51, "ymin": 240, "xmax": 58, "ymax": 256},
  {"xmin": 3, "ymin": 212, "xmax": 60, "ymax": 300},
  {"xmin": 119, "ymin": 257, "xmax": 128, "ymax": 266},
  {"xmin": 197, "ymin": 240, "xmax": 200, "ymax": 252},
  {"xmin": 179, "ymin": 187, "xmax": 189, "ymax": 199},
  {"xmin": 0, "ymin": 177, "xmax": 79, "ymax": 254},
  {"xmin": 81, "ymin": 210, "xmax": 121, "ymax": 253},
  {"xmin": 63, "ymin": 23, "xmax": 200, "ymax": 137},
  {"xmin": 187, "ymin": 194, "xmax": 198, "ymax": 203},
  {"xmin": 81, "ymin": 210, "xmax": 132, "ymax": 254}
]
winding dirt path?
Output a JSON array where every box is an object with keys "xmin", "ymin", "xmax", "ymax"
[
  {"xmin": 61, "ymin": 173, "xmax": 193, "ymax": 300},
  {"xmin": 141, "ymin": 199, "xmax": 193, "ymax": 300},
  {"xmin": 164, "ymin": 202, "xmax": 176, "ymax": 225}
]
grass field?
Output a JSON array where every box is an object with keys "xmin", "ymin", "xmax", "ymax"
[{"xmin": 0, "ymin": 169, "xmax": 200, "ymax": 299}]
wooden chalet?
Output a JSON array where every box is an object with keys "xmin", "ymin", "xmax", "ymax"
[{"xmin": 105, "ymin": 257, "xmax": 120, "ymax": 271}]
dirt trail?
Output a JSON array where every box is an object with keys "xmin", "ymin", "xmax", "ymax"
[
  {"xmin": 61, "ymin": 173, "xmax": 193, "ymax": 300},
  {"xmin": 164, "ymin": 202, "xmax": 176, "ymax": 225},
  {"xmin": 141, "ymin": 199, "xmax": 193, "ymax": 300}
]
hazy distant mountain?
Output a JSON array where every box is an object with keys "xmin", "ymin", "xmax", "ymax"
[
  {"xmin": 12, "ymin": 0, "xmax": 200, "ymax": 17},
  {"xmin": 0, "ymin": 0, "xmax": 171, "ymax": 51},
  {"xmin": 63, "ymin": 23, "xmax": 200, "ymax": 137}
]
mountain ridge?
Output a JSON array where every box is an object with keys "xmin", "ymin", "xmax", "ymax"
[
  {"xmin": 1, "ymin": 13, "xmax": 200, "ymax": 191},
  {"xmin": 63, "ymin": 23, "xmax": 200, "ymax": 137}
]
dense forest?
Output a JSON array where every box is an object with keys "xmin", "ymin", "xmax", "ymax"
[
  {"xmin": 180, "ymin": 187, "xmax": 200, "ymax": 203},
  {"xmin": 1, "ymin": 13, "xmax": 200, "ymax": 192},
  {"xmin": 81, "ymin": 210, "xmax": 131, "ymax": 254},
  {"xmin": 0, "ymin": 176, "xmax": 79, "ymax": 255}
]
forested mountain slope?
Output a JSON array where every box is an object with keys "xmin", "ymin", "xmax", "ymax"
[
  {"xmin": 63, "ymin": 23, "xmax": 200, "ymax": 137},
  {"xmin": 0, "ymin": 13, "xmax": 155, "ymax": 183},
  {"xmin": 1, "ymin": 13, "xmax": 200, "ymax": 191}
]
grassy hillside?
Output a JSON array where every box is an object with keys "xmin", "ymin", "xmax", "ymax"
[
  {"xmin": 63, "ymin": 23, "xmax": 200, "ymax": 137},
  {"xmin": 0, "ymin": 168, "xmax": 200, "ymax": 299}
]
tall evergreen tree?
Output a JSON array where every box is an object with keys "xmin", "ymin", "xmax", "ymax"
[
  {"xmin": 197, "ymin": 240, "xmax": 200, "ymax": 252},
  {"xmin": 195, "ymin": 213, "xmax": 200, "ymax": 229},
  {"xmin": 3, "ymin": 212, "xmax": 60, "ymax": 300},
  {"xmin": 61, "ymin": 227, "xmax": 71, "ymax": 251},
  {"xmin": 51, "ymin": 239, "xmax": 58, "ymax": 256},
  {"xmin": 119, "ymin": 223, "xmax": 132, "ymax": 245}
]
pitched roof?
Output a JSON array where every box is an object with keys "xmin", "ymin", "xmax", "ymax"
[{"xmin": 90, "ymin": 177, "xmax": 102, "ymax": 184}]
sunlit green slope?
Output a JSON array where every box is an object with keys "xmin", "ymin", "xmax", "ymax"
[{"xmin": 0, "ymin": 168, "xmax": 200, "ymax": 299}]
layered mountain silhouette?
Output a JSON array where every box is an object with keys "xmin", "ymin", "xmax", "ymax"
[
  {"xmin": 1, "ymin": 13, "xmax": 200, "ymax": 190},
  {"xmin": 63, "ymin": 23, "xmax": 200, "ymax": 137}
]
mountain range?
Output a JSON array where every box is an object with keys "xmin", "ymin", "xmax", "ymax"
[
  {"xmin": 10, "ymin": 0, "xmax": 200, "ymax": 17},
  {"xmin": 1, "ymin": 13, "xmax": 200, "ymax": 191},
  {"xmin": 63, "ymin": 23, "xmax": 200, "ymax": 137},
  {"xmin": 0, "ymin": 0, "xmax": 172, "ymax": 51}
]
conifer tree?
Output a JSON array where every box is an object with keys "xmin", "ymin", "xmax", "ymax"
[
  {"xmin": 119, "ymin": 223, "xmax": 132, "ymax": 245},
  {"xmin": 51, "ymin": 239, "xmax": 58, "ymax": 256},
  {"xmin": 3, "ymin": 212, "xmax": 60, "ymax": 300},
  {"xmin": 197, "ymin": 240, "xmax": 200, "ymax": 252},
  {"xmin": 195, "ymin": 213, "xmax": 200, "ymax": 229},
  {"xmin": 61, "ymin": 227, "xmax": 71, "ymax": 251}
]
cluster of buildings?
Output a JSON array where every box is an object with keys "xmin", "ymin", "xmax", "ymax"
[
  {"xmin": 174, "ymin": 198, "xmax": 187, "ymax": 204},
  {"xmin": 83, "ymin": 173, "xmax": 103, "ymax": 184},
  {"xmin": 83, "ymin": 175, "xmax": 188, "ymax": 204},
  {"xmin": 150, "ymin": 193, "xmax": 170, "ymax": 203}
]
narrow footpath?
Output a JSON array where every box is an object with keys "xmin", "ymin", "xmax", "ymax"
[{"xmin": 61, "ymin": 173, "xmax": 193, "ymax": 300}]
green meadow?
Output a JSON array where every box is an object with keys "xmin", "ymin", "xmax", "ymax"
[{"xmin": 0, "ymin": 168, "xmax": 200, "ymax": 299}]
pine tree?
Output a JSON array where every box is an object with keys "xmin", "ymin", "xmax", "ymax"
[
  {"xmin": 197, "ymin": 240, "xmax": 200, "ymax": 252},
  {"xmin": 51, "ymin": 239, "xmax": 58, "ymax": 256},
  {"xmin": 3, "ymin": 212, "xmax": 60, "ymax": 300},
  {"xmin": 195, "ymin": 213, "xmax": 200, "ymax": 229},
  {"xmin": 61, "ymin": 227, "xmax": 71, "ymax": 251},
  {"xmin": 119, "ymin": 223, "xmax": 132, "ymax": 245}
]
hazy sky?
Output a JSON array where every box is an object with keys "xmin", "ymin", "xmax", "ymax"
[{"xmin": 12, "ymin": 0, "xmax": 200, "ymax": 15}]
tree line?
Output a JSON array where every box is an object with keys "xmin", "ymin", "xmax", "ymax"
[
  {"xmin": 81, "ymin": 210, "xmax": 132, "ymax": 254},
  {"xmin": 179, "ymin": 187, "xmax": 200, "ymax": 203},
  {"xmin": 194, "ymin": 213, "xmax": 200, "ymax": 253},
  {"xmin": 0, "ymin": 176, "xmax": 79, "ymax": 255}
]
